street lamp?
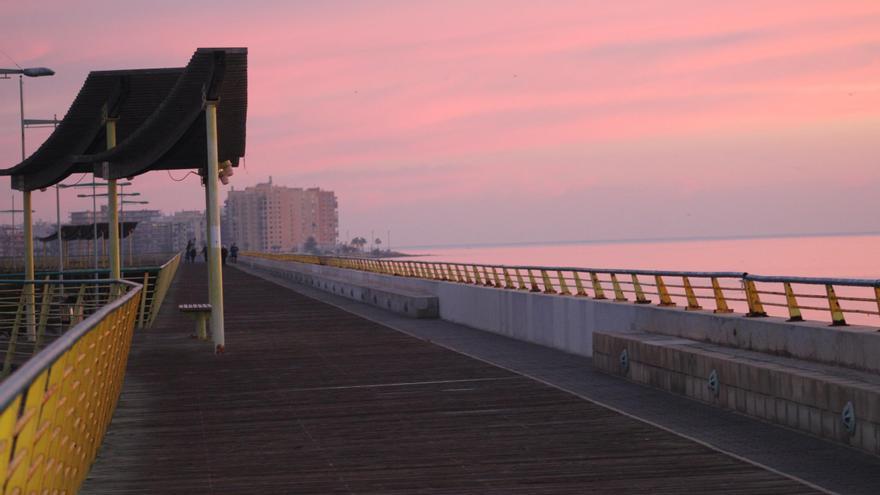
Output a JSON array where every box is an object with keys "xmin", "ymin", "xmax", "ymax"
[{"xmin": 2, "ymin": 66, "xmax": 54, "ymax": 272}]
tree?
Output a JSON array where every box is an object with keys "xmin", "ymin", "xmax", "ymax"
[
  {"xmin": 304, "ymin": 236, "xmax": 318, "ymax": 254},
  {"xmin": 374, "ymin": 238, "xmax": 382, "ymax": 252},
  {"xmin": 350, "ymin": 237, "xmax": 367, "ymax": 252}
]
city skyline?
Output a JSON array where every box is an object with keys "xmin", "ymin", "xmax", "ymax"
[{"xmin": 1, "ymin": 1, "xmax": 878, "ymax": 246}]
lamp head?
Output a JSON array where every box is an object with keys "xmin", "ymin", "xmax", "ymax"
[{"xmin": 21, "ymin": 67, "xmax": 54, "ymax": 77}]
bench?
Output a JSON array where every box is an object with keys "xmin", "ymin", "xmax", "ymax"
[{"xmin": 178, "ymin": 304, "xmax": 212, "ymax": 341}]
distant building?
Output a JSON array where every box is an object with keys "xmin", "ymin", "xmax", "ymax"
[{"xmin": 225, "ymin": 179, "xmax": 338, "ymax": 252}]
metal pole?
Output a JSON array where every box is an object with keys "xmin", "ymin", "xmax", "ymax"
[
  {"xmin": 92, "ymin": 182, "xmax": 98, "ymax": 275},
  {"xmin": 119, "ymin": 185, "xmax": 125, "ymax": 272},
  {"xmin": 106, "ymin": 119, "xmax": 120, "ymax": 280},
  {"xmin": 205, "ymin": 100, "xmax": 225, "ymax": 353},
  {"xmin": 19, "ymin": 75, "xmax": 35, "ymax": 339},
  {"xmin": 23, "ymin": 192, "xmax": 34, "ymax": 340}
]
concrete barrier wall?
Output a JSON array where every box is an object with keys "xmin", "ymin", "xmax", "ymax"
[{"xmin": 240, "ymin": 255, "xmax": 880, "ymax": 373}]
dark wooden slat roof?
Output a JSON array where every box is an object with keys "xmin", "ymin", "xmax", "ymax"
[
  {"xmin": 79, "ymin": 47, "xmax": 248, "ymax": 180},
  {"xmin": 0, "ymin": 47, "xmax": 247, "ymax": 190},
  {"xmin": 0, "ymin": 69, "xmax": 182, "ymax": 191},
  {"xmin": 37, "ymin": 221, "xmax": 138, "ymax": 242}
]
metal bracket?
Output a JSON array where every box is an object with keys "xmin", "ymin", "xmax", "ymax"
[
  {"xmin": 619, "ymin": 349, "xmax": 629, "ymax": 374},
  {"xmin": 708, "ymin": 369, "xmax": 720, "ymax": 398},
  {"xmin": 842, "ymin": 401, "xmax": 856, "ymax": 434}
]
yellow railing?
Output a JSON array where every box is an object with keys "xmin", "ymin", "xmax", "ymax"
[
  {"xmin": 0, "ymin": 279, "xmax": 141, "ymax": 493},
  {"xmin": 244, "ymin": 252, "xmax": 880, "ymax": 327}
]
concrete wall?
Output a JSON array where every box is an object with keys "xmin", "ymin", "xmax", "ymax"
[{"xmin": 240, "ymin": 255, "xmax": 880, "ymax": 373}]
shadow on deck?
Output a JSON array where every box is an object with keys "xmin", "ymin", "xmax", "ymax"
[{"xmin": 82, "ymin": 263, "xmax": 818, "ymax": 494}]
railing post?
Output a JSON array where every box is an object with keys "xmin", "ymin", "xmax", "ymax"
[
  {"xmin": 557, "ymin": 271, "xmax": 571, "ymax": 295},
  {"xmin": 655, "ymin": 275, "xmax": 675, "ymax": 306},
  {"xmin": 573, "ymin": 272, "xmax": 588, "ymax": 296},
  {"xmin": 711, "ymin": 277, "xmax": 732, "ymax": 313},
  {"xmin": 610, "ymin": 273, "xmax": 626, "ymax": 301},
  {"xmin": 492, "ymin": 267, "xmax": 502, "ymax": 288},
  {"xmin": 34, "ymin": 279, "xmax": 54, "ymax": 352},
  {"xmin": 875, "ymin": 287, "xmax": 880, "ymax": 320},
  {"xmin": 462, "ymin": 265, "xmax": 473, "ymax": 284},
  {"xmin": 527, "ymin": 269, "xmax": 540, "ymax": 292},
  {"xmin": 590, "ymin": 272, "xmax": 606, "ymax": 299},
  {"xmin": 783, "ymin": 282, "xmax": 803, "ymax": 321},
  {"xmin": 454, "ymin": 264, "xmax": 464, "ymax": 283},
  {"xmin": 515, "ymin": 269, "xmax": 527, "ymax": 290},
  {"xmin": 826, "ymin": 284, "xmax": 847, "ymax": 326},
  {"xmin": 632, "ymin": 274, "xmax": 649, "ymax": 304},
  {"xmin": 503, "ymin": 268, "xmax": 515, "ymax": 289},
  {"xmin": 138, "ymin": 272, "xmax": 150, "ymax": 328},
  {"xmin": 683, "ymin": 276, "xmax": 702, "ymax": 310},
  {"xmin": 473, "ymin": 265, "xmax": 483, "ymax": 285},
  {"xmin": 744, "ymin": 279, "xmax": 767, "ymax": 317},
  {"xmin": 541, "ymin": 270, "xmax": 556, "ymax": 294}
]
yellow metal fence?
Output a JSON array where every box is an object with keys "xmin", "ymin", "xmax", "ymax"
[
  {"xmin": 245, "ymin": 252, "xmax": 880, "ymax": 327},
  {"xmin": 0, "ymin": 279, "xmax": 141, "ymax": 493}
]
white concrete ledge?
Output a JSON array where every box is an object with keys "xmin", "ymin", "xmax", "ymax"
[{"xmin": 240, "ymin": 255, "xmax": 880, "ymax": 373}]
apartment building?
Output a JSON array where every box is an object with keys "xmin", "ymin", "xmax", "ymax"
[{"xmin": 225, "ymin": 179, "xmax": 338, "ymax": 252}]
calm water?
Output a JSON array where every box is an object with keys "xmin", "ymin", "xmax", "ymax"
[{"xmin": 402, "ymin": 234, "xmax": 880, "ymax": 279}]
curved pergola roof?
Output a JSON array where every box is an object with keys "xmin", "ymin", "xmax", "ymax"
[{"xmin": 1, "ymin": 47, "xmax": 247, "ymax": 190}]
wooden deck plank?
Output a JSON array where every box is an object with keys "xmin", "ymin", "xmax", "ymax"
[{"xmin": 83, "ymin": 264, "xmax": 818, "ymax": 494}]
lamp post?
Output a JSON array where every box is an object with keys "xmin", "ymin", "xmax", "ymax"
[{"xmin": 3, "ymin": 66, "xmax": 54, "ymax": 339}]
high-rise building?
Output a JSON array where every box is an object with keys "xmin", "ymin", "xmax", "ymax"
[{"xmin": 225, "ymin": 179, "xmax": 339, "ymax": 252}]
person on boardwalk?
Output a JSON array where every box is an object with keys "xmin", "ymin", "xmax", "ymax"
[
  {"xmin": 221, "ymin": 246, "xmax": 229, "ymax": 265},
  {"xmin": 201, "ymin": 245, "xmax": 207, "ymax": 262},
  {"xmin": 230, "ymin": 243, "xmax": 239, "ymax": 263},
  {"xmin": 185, "ymin": 240, "xmax": 194, "ymax": 262}
]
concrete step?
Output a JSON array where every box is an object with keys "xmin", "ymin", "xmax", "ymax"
[{"xmin": 593, "ymin": 331, "xmax": 880, "ymax": 456}]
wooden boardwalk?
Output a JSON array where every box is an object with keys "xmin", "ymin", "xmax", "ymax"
[{"xmin": 83, "ymin": 264, "xmax": 818, "ymax": 494}]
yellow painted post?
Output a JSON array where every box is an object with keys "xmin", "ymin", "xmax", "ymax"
[
  {"xmin": 632, "ymin": 274, "xmax": 649, "ymax": 304},
  {"xmin": 540, "ymin": 270, "xmax": 556, "ymax": 294},
  {"xmin": 34, "ymin": 278, "xmax": 54, "ymax": 352},
  {"xmin": 473, "ymin": 265, "xmax": 483, "ymax": 285},
  {"xmin": 744, "ymin": 279, "xmax": 767, "ymax": 316},
  {"xmin": 106, "ymin": 118, "xmax": 121, "ymax": 280},
  {"xmin": 503, "ymin": 268, "xmax": 515, "ymax": 289},
  {"xmin": 783, "ymin": 282, "xmax": 803, "ymax": 321},
  {"xmin": 24, "ymin": 190, "xmax": 35, "ymax": 341},
  {"xmin": 683, "ymin": 276, "xmax": 702, "ymax": 310},
  {"xmin": 573, "ymin": 272, "xmax": 588, "ymax": 296},
  {"xmin": 515, "ymin": 269, "xmax": 527, "ymax": 290},
  {"xmin": 610, "ymin": 273, "xmax": 626, "ymax": 301},
  {"xmin": 462, "ymin": 265, "xmax": 473, "ymax": 284},
  {"xmin": 557, "ymin": 271, "xmax": 571, "ymax": 295},
  {"xmin": 456, "ymin": 265, "xmax": 466, "ymax": 283},
  {"xmin": 875, "ymin": 287, "xmax": 880, "ymax": 319},
  {"xmin": 711, "ymin": 277, "xmax": 732, "ymax": 313},
  {"xmin": 492, "ymin": 267, "xmax": 502, "ymax": 288},
  {"xmin": 826, "ymin": 284, "xmax": 846, "ymax": 326},
  {"xmin": 590, "ymin": 272, "xmax": 606, "ymax": 299},
  {"xmin": 655, "ymin": 275, "xmax": 675, "ymax": 306},
  {"xmin": 527, "ymin": 269, "xmax": 540, "ymax": 292},
  {"xmin": 2, "ymin": 291, "xmax": 26, "ymax": 377},
  {"xmin": 482, "ymin": 266, "xmax": 493, "ymax": 286}
]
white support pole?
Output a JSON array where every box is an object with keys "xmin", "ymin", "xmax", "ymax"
[{"xmin": 205, "ymin": 100, "xmax": 225, "ymax": 353}]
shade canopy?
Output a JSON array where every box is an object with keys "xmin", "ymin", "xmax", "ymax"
[
  {"xmin": 37, "ymin": 222, "xmax": 138, "ymax": 242},
  {"xmin": 1, "ymin": 47, "xmax": 247, "ymax": 190}
]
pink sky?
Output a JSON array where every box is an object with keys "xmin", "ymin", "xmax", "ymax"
[{"xmin": 1, "ymin": 0, "xmax": 879, "ymax": 246}]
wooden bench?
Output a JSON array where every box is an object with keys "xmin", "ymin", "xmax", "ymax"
[{"xmin": 178, "ymin": 304, "xmax": 212, "ymax": 341}]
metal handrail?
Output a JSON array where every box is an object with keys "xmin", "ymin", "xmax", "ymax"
[
  {"xmin": 0, "ymin": 279, "xmax": 140, "ymax": 410},
  {"xmin": 0, "ymin": 278, "xmax": 142, "ymax": 492},
  {"xmin": 244, "ymin": 252, "xmax": 880, "ymax": 327}
]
